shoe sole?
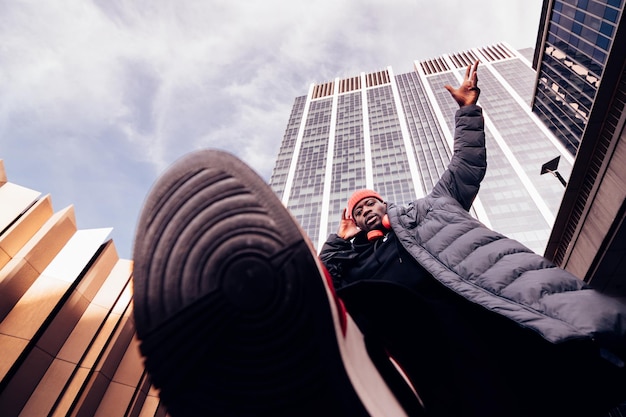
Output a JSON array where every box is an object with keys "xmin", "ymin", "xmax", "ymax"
[{"xmin": 132, "ymin": 149, "xmax": 413, "ymax": 417}]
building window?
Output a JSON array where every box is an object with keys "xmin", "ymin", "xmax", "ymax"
[
  {"xmin": 596, "ymin": 34, "xmax": 610, "ymax": 50},
  {"xmin": 555, "ymin": 1, "xmax": 563, "ymax": 12},
  {"xmin": 573, "ymin": 22, "xmax": 583, "ymax": 34},
  {"xmin": 604, "ymin": 6, "xmax": 619, "ymax": 23},
  {"xmin": 600, "ymin": 21, "xmax": 614, "ymax": 36}
]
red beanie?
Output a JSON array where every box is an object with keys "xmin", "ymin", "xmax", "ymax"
[{"xmin": 346, "ymin": 189, "xmax": 383, "ymax": 218}]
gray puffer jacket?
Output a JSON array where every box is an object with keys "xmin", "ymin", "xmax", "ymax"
[{"xmin": 345, "ymin": 105, "xmax": 626, "ymax": 361}]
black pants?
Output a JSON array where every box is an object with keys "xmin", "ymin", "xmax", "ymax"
[{"xmin": 338, "ymin": 280, "xmax": 626, "ymax": 417}]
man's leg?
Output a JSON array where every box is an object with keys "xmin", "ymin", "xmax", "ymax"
[{"xmin": 132, "ymin": 149, "xmax": 423, "ymax": 417}]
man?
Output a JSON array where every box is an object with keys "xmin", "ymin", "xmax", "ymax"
[
  {"xmin": 131, "ymin": 61, "xmax": 625, "ymax": 417},
  {"xmin": 319, "ymin": 62, "xmax": 626, "ymax": 416}
]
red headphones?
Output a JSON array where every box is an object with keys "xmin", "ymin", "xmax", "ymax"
[{"xmin": 366, "ymin": 214, "xmax": 391, "ymax": 241}]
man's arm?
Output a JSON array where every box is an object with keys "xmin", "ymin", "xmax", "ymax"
[{"xmin": 430, "ymin": 61, "xmax": 486, "ymax": 210}]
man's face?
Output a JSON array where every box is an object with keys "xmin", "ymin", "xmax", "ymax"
[{"xmin": 352, "ymin": 198, "xmax": 387, "ymax": 233}]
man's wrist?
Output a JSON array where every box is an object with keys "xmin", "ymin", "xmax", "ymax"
[{"xmin": 337, "ymin": 231, "xmax": 354, "ymax": 241}]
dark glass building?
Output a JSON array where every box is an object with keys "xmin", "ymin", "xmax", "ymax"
[
  {"xmin": 532, "ymin": 0, "xmax": 624, "ymax": 154},
  {"xmin": 534, "ymin": 0, "xmax": 626, "ymax": 298}
]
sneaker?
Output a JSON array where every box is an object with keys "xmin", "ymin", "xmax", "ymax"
[{"xmin": 132, "ymin": 149, "xmax": 422, "ymax": 417}]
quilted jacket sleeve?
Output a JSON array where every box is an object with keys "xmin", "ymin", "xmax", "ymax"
[{"xmin": 430, "ymin": 104, "xmax": 486, "ymax": 211}]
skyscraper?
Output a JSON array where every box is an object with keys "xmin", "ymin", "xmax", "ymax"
[
  {"xmin": 532, "ymin": 0, "xmax": 624, "ymax": 155},
  {"xmin": 269, "ymin": 43, "xmax": 573, "ymax": 255},
  {"xmin": 533, "ymin": 0, "xmax": 625, "ymax": 294},
  {"xmin": 531, "ymin": 3, "xmax": 626, "ymax": 413}
]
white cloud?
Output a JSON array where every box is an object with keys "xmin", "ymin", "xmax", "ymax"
[{"xmin": 0, "ymin": 0, "xmax": 543, "ymax": 257}]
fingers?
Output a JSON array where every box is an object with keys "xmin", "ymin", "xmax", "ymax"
[
  {"xmin": 338, "ymin": 208, "xmax": 359, "ymax": 240},
  {"xmin": 471, "ymin": 60, "xmax": 479, "ymax": 84},
  {"xmin": 466, "ymin": 60, "xmax": 479, "ymax": 91},
  {"xmin": 341, "ymin": 207, "xmax": 353, "ymax": 222},
  {"xmin": 460, "ymin": 60, "xmax": 481, "ymax": 86},
  {"xmin": 468, "ymin": 59, "xmax": 478, "ymax": 71}
]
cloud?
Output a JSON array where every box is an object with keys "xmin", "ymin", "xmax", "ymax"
[{"xmin": 0, "ymin": 0, "xmax": 543, "ymax": 258}]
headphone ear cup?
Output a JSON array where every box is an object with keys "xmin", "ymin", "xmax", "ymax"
[
  {"xmin": 367, "ymin": 230, "xmax": 384, "ymax": 242},
  {"xmin": 382, "ymin": 214, "xmax": 391, "ymax": 230},
  {"xmin": 367, "ymin": 214, "xmax": 391, "ymax": 242}
]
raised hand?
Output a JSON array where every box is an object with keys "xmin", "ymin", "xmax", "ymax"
[
  {"xmin": 337, "ymin": 208, "xmax": 361, "ymax": 240},
  {"xmin": 444, "ymin": 60, "xmax": 480, "ymax": 108}
]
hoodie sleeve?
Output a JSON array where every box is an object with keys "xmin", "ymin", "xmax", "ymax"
[
  {"xmin": 319, "ymin": 234, "xmax": 358, "ymax": 290},
  {"xmin": 430, "ymin": 104, "xmax": 486, "ymax": 211}
]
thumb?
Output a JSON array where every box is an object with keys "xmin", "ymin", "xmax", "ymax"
[{"xmin": 444, "ymin": 84, "xmax": 454, "ymax": 93}]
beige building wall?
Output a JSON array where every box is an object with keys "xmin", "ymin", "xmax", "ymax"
[
  {"xmin": 563, "ymin": 124, "xmax": 626, "ymax": 287},
  {"xmin": 0, "ymin": 160, "xmax": 167, "ymax": 417}
]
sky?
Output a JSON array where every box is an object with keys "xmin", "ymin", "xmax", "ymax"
[{"xmin": 1, "ymin": 0, "xmax": 544, "ymax": 259}]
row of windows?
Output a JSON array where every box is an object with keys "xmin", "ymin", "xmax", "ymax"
[
  {"xmin": 269, "ymin": 103, "xmax": 305, "ymax": 192},
  {"xmin": 533, "ymin": 91, "xmax": 582, "ymax": 153},
  {"xmin": 556, "ymin": 0, "xmax": 622, "ymax": 24},
  {"xmin": 540, "ymin": 57, "xmax": 595, "ymax": 119},
  {"xmin": 492, "ymin": 60, "xmax": 538, "ymax": 105},
  {"xmin": 473, "ymin": 69, "xmax": 572, "ymax": 215},
  {"xmin": 552, "ymin": 8, "xmax": 616, "ymax": 52},
  {"xmin": 537, "ymin": 65, "xmax": 590, "ymax": 132},
  {"xmin": 397, "ymin": 72, "xmax": 451, "ymax": 193},
  {"xmin": 548, "ymin": 27, "xmax": 608, "ymax": 66}
]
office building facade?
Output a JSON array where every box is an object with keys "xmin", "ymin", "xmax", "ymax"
[
  {"xmin": 270, "ymin": 43, "xmax": 573, "ymax": 255},
  {"xmin": 532, "ymin": 0, "xmax": 624, "ymax": 154},
  {"xmin": 533, "ymin": 0, "xmax": 625, "ymax": 294},
  {"xmin": 0, "ymin": 160, "xmax": 166, "ymax": 417}
]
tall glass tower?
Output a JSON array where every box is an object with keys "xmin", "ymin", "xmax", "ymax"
[
  {"xmin": 532, "ymin": 0, "xmax": 624, "ymax": 154},
  {"xmin": 534, "ymin": 0, "xmax": 625, "ymax": 294},
  {"xmin": 270, "ymin": 43, "xmax": 573, "ymax": 255}
]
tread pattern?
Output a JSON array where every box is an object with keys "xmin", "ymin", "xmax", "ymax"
[{"xmin": 132, "ymin": 150, "xmax": 370, "ymax": 416}]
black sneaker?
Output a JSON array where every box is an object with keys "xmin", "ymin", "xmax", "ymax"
[{"xmin": 132, "ymin": 149, "xmax": 421, "ymax": 417}]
